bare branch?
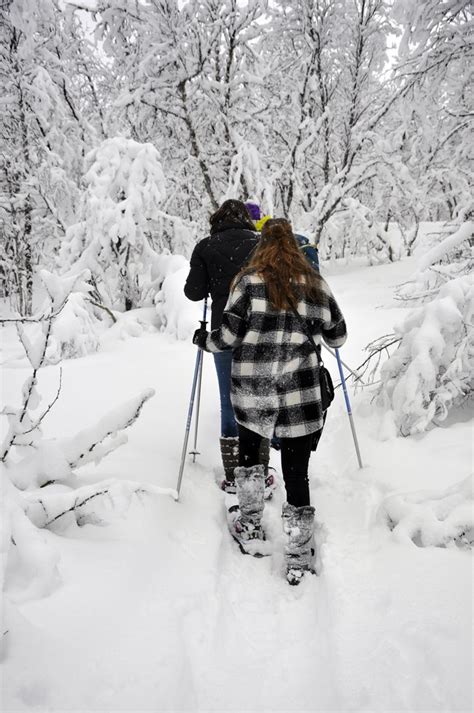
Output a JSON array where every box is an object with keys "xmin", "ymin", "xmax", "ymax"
[
  {"xmin": 65, "ymin": 389, "xmax": 155, "ymax": 469},
  {"xmin": 86, "ymin": 299, "xmax": 117, "ymax": 323},
  {"xmin": 21, "ymin": 368, "xmax": 63, "ymax": 436}
]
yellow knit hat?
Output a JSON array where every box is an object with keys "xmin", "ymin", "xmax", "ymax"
[{"xmin": 255, "ymin": 215, "xmax": 271, "ymax": 231}]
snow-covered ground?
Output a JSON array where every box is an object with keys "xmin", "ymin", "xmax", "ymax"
[{"xmin": 2, "ymin": 258, "xmax": 472, "ymax": 712}]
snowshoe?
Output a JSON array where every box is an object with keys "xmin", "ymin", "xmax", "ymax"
[
  {"xmin": 286, "ymin": 557, "xmax": 316, "ymax": 585},
  {"xmin": 282, "ymin": 503, "xmax": 316, "ymax": 585},
  {"xmin": 225, "ymin": 499, "xmax": 272, "ymax": 558}
]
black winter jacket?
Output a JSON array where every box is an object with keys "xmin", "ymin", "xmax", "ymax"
[{"xmin": 184, "ymin": 227, "xmax": 258, "ymax": 329}]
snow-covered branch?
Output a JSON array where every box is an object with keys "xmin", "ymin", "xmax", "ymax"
[
  {"xmin": 63, "ymin": 389, "xmax": 155, "ymax": 469},
  {"xmin": 379, "ymin": 476, "xmax": 473, "ymax": 549},
  {"xmin": 24, "ymin": 480, "xmax": 176, "ymax": 529},
  {"xmin": 417, "ymin": 222, "xmax": 473, "ymax": 272},
  {"xmin": 2, "ymin": 318, "xmax": 165, "ymax": 611}
]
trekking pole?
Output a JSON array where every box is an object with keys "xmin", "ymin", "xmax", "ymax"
[
  {"xmin": 176, "ymin": 300, "xmax": 208, "ymax": 500},
  {"xmin": 335, "ymin": 348, "xmax": 363, "ymax": 469},
  {"xmin": 189, "ymin": 334, "xmax": 205, "ymax": 463},
  {"xmin": 321, "ymin": 342, "xmax": 367, "ymax": 385}
]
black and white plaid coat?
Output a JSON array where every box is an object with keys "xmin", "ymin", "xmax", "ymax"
[{"xmin": 204, "ymin": 272, "xmax": 347, "ymax": 439}]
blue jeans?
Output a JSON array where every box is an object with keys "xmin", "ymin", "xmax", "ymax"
[{"xmin": 213, "ymin": 351, "xmax": 238, "ymax": 437}]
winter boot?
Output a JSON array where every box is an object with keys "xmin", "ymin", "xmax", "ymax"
[
  {"xmin": 282, "ymin": 503, "xmax": 316, "ymax": 585},
  {"xmin": 259, "ymin": 438, "xmax": 277, "ymax": 500},
  {"xmin": 219, "ymin": 437, "xmax": 239, "ymax": 494},
  {"xmin": 226, "ymin": 465, "xmax": 269, "ymax": 556}
]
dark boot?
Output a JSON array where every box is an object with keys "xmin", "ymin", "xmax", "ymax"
[
  {"xmin": 232, "ymin": 464, "xmax": 265, "ymax": 540},
  {"xmin": 259, "ymin": 438, "xmax": 277, "ymax": 500},
  {"xmin": 259, "ymin": 438, "xmax": 270, "ymax": 474},
  {"xmin": 219, "ymin": 437, "xmax": 239, "ymax": 493},
  {"xmin": 282, "ymin": 502, "xmax": 316, "ymax": 585}
]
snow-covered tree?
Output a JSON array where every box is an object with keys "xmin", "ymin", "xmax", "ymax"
[
  {"xmin": 1, "ymin": 0, "xmax": 472, "ymax": 282},
  {"xmin": 376, "ymin": 0, "xmax": 473, "ymax": 243},
  {"xmin": 262, "ymin": 0, "xmax": 397, "ymax": 243},
  {"xmin": 0, "ymin": 0, "xmax": 106, "ymax": 313},
  {"xmin": 61, "ymin": 136, "xmax": 186, "ymax": 311},
  {"xmin": 95, "ymin": 0, "xmax": 267, "ymax": 220}
]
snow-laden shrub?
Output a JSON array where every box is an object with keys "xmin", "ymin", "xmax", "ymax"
[
  {"xmin": 312, "ymin": 199, "xmax": 403, "ymax": 263},
  {"xmin": 60, "ymin": 136, "xmax": 194, "ymax": 311},
  {"xmin": 98, "ymin": 308, "xmax": 159, "ymax": 347},
  {"xmin": 1, "ymin": 387, "xmax": 167, "ymax": 606},
  {"xmin": 377, "ymin": 275, "xmax": 473, "ymax": 436},
  {"xmin": 153, "ymin": 254, "xmax": 204, "ymax": 340},
  {"xmin": 0, "ymin": 285, "xmax": 175, "ymax": 652},
  {"xmin": 30, "ymin": 269, "xmax": 107, "ymax": 363},
  {"xmin": 396, "ymin": 222, "xmax": 473, "ymax": 303},
  {"xmin": 45, "ymin": 291, "xmax": 103, "ymax": 362},
  {"xmin": 378, "ymin": 476, "xmax": 473, "ymax": 549}
]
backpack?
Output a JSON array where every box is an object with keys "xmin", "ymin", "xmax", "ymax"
[{"xmin": 294, "ymin": 233, "xmax": 320, "ymax": 272}]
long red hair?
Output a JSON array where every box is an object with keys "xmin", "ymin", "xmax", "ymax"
[{"xmin": 238, "ymin": 218, "xmax": 322, "ymax": 310}]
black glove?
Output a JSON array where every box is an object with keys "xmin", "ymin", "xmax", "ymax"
[{"xmin": 193, "ymin": 327, "xmax": 209, "ymax": 350}]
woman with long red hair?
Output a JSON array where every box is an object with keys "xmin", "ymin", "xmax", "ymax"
[{"xmin": 193, "ymin": 218, "xmax": 347, "ymax": 584}]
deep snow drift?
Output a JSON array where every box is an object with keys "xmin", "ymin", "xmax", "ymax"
[{"xmin": 1, "ymin": 258, "xmax": 472, "ymax": 712}]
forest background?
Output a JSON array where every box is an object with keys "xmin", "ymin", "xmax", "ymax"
[{"xmin": 1, "ymin": 0, "xmax": 472, "ymax": 316}]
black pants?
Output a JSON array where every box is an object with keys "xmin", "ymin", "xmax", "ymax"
[{"xmin": 238, "ymin": 424, "xmax": 323, "ymax": 508}]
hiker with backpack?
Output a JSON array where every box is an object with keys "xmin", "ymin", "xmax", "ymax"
[
  {"xmin": 192, "ymin": 218, "xmax": 347, "ymax": 584},
  {"xmin": 183, "ymin": 199, "xmax": 275, "ymax": 497}
]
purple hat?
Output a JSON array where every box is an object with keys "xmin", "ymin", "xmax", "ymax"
[{"xmin": 245, "ymin": 201, "xmax": 261, "ymax": 221}]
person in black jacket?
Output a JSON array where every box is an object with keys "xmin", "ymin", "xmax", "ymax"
[{"xmin": 184, "ymin": 199, "xmax": 274, "ymax": 496}]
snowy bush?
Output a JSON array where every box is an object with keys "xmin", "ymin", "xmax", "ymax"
[
  {"xmin": 376, "ymin": 275, "xmax": 473, "ymax": 436},
  {"xmin": 378, "ymin": 476, "xmax": 473, "ymax": 549},
  {"xmin": 396, "ymin": 222, "xmax": 473, "ymax": 303},
  {"xmin": 1, "ymin": 386, "xmax": 163, "ymax": 604},
  {"xmin": 38, "ymin": 269, "xmax": 108, "ymax": 363},
  {"xmin": 319, "ymin": 201, "xmax": 404, "ymax": 263},
  {"xmin": 61, "ymin": 136, "xmax": 195, "ymax": 312},
  {"xmin": 45, "ymin": 291, "xmax": 104, "ymax": 362},
  {"xmin": 0, "ymin": 307, "xmax": 175, "ymax": 643},
  {"xmin": 153, "ymin": 254, "xmax": 204, "ymax": 340},
  {"xmin": 6, "ymin": 269, "xmax": 108, "ymax": 365},
  {"xmin": 363, "ymin": 222, "xmax": 474, "ymax": 436},
  {"xmin": 98, "ymin": 308, "xmax": 159, "ymax": 347}
]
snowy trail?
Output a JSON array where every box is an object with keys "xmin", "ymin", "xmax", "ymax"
[
  {"xmin": 177, "ymin": 477, "xmax": 343, "ymax": 712},
  {"xmin": 3, "ymin": 259, "xmax": 472, "ymax": 712}
]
